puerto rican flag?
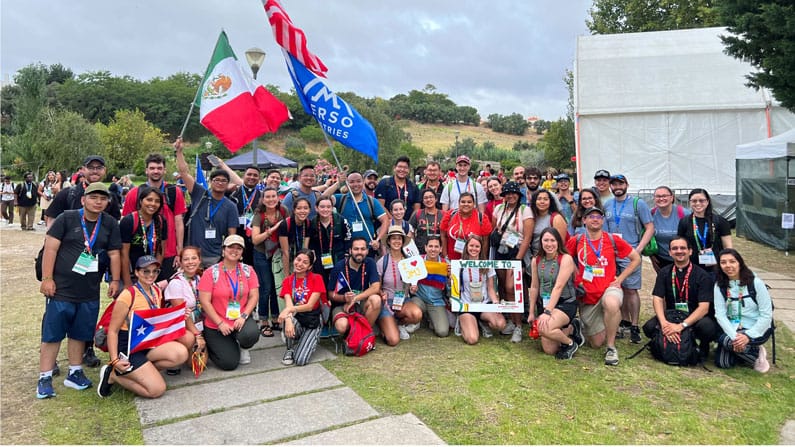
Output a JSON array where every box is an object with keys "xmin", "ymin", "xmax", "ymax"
[
  {"xmin": 128, "ymin": 303, "xmax": 186, "ymax": 354},
  {"xmin": 263, "ymin": 0, "xmax": 328, "ymax": 77},
  {"xmin": 335, "ymin": 271, "xmax": 350, "ymax": 293}
]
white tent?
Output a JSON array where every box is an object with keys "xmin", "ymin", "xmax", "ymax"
[
  {"xmin": 574, "ymin": 27, "xmax": 795, "ymax": 196},
  {"xmin": 736, "ymin": 128, "xmax": 795, "ymax": 159}
]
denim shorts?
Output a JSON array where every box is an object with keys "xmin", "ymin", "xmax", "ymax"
[{"xmin": 41, "ymin": 299, "xmax": 100, "ymax": 343}]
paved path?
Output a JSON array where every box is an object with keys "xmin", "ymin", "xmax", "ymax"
[{"xmin": 138, "ymin": 335, "xmax": 445, "ymax": 445}]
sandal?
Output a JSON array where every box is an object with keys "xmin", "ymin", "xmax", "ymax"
[
  {"xmin": 271, "ymin": 321, "xmax": 282, "ymax": 331},
  {"xmin": 260, "ymin": 323, "xmax": 274, "ymax": 338}
]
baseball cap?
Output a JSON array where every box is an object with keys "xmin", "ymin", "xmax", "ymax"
[
  {"xmin": 223, "ymin": 234, "xmax": 245, "ymax": 247},
  {"xmin": 84, "ymin": 183, "xmax": 110, "ymax": 196},
  {"xmin": 556, "ymin": 173, "xmax": 571, "ymax": 182},
  {"xmin": 593, "ymin": 169, "xmax": 610, "ymax": 179},
  {"xmin": 83, "ymin": 155, "xmax": 106, "ymax": 166},
  {"xmin": 364, "ymin": 169, "xmax": 379, "ymax": 179},
  {"xmin": 584, "ymin": 206, "xmax": 605, "ymax": 216},
  {"xmin": 609, "ymin": 174, "xmax": 628, "ymax": 183},
  {"xmin": 456, "ymin": 155, "xmax": 471, "ymax": 165},
  {"xmin": 135, "ymin": 255, "xmax": 161, "ymax": 269}
]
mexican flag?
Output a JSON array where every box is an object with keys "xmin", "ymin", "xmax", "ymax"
[{"xmin": 196, "ymin": 31, "xmax": 289, "ymax": 152}]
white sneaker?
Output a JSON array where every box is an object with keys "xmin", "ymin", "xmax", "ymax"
[
  {"xmin": 454, "ymin": 317, "xmax": 462, "ymax": 337},
  {"xmin": 478, "ymin": 320, "xmax": 493, "ymax": 338},
  {"xmin": 511, "ymin": 326, "xmax": 523, "ymax": 343},
  {"xmin": 398, "ymin": 325, "xmax": 410, "ymax": 340},
  {"xmin": 403, "ymin": 322, "xmax": 420, "ymax": 334},
  {"xmin": 754, "ymin": 346, "xmax": 770, "ymax": 373},
  {"xmin": 239, "ymin": 347, "xmax": 251, "ymax": 365},
  {"xmin": 501, "ymin": 320, "xmax": 516, "ymax": 335}
]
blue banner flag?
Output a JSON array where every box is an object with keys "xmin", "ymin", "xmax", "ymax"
[
  {"xmin": 195, "ymin": 154, "xmax": 208, "ymax": 190},
  {"xmin": 283, "ymin": 51, "xmax": 379, "ymax": 163}
]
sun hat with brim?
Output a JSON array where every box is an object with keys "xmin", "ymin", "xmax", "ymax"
[
  {"xmin": 84, "ymin": 183, "xmax": 110, "ymax": 196},
  {"xmin": 136, "ymin": 255, "xmax": 161, "ymax": 269},
  {"xmin": 385, "ymin": 225, "xmax": 409, "ymax": 244},
  {"xmin": 223, "ymin": 234, "xmax": 245, "ymax": 247},
  {"xmin": 500, "ymin": 181, "xmax": 522, "ymax": 197}
]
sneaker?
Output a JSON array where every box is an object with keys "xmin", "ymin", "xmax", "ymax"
[
  {"xmin": 36, "ymin": 376, "xmax": 56, "ymax": 399},
  {"xmin": 478, "ymin": 321, "xmax": 493, "ymax": 339},
  {"xmin": 555, "ymin": 342, "xmax": 579, "ymax": 360},
  {"xmin": 239, "ymin": 348, "xmax": 251, "ymax": 365},
  {"xmin": 82, "ymin": 347, "xmax": 101, "ymax": 368},
  {"xmin": 754, "ymin": 346, "xmax": 770, "ymax": 373},
  {"xmin": 38, "ymin": 220, "xmax": 45, "ymax": 225},
  {"xmin": 501, "ymin": 320, "xmax": 516, "ymax": 335},
  {"xmin": 616, "ymin": 319, "xmax": 631, "ymax": 338},
  {"xmin": 403, "ymin": 322, "xmax": 420, "ymax": 334},
  {"xmin": 571, "ymin": 318, "xmax": 585, "ymax": 347},
  {"xmin": 453, "ymin": 317, "xmax": 462, "ymax": 337},
  {"xmin": 630, "ymin": 325, "xmax": 642, "ymax": 344},
  {"xmin": 97, "ymin": 364, "xmax": 114, "ymax": 398},
  {"xmin": 64, "ymin": 369, "xmax": 92, "ymax": 390},
  {"xmin": 511, "ymin": 326, "xmax": 523, "ymax": 343},
  {"xmin": 52, "ymin": 363, "xmax": 60, "ymax": 377},
  {"xmin": 166, "ymin": 368, "xmax": 181, "ymax": 376},
  {"xmin": 282, "ymin": 349, "xmax": 294, "ymax": 366},
  {"xmin": 398, "ymin": 325, "xmax": 410, "ymax": 340},
  {"xmin": 604, "ymin": 347, "xmax": 619, "ymax": 366}
]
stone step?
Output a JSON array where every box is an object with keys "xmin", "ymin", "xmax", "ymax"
[
  {"xmin": 764, "ymin": 279, "xmax": 795, "ymax": 290},
  {"xmin": 754, "ymin": 270, "xmax": 793, "ymax": 281},
  {"xmin": 162, "ymin": 344, "xmax": 336, "ymax": 388},
  {"xmin": 285, "ymin": 413, "xmax": 446, "ymax": 445},
  {"xmin": 142, "ymin": 387, "xmax": 378, "ymax": 445},
  {"xmin": 136, "ymin": 363, "xmax": 342, "ymax": 425}
]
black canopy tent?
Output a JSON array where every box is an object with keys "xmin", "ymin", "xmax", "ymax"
[{"xmin": 223, "ymin": 148, "xmax": 298, "ymax": 170}]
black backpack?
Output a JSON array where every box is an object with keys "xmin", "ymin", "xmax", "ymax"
[{"xmin": 648, "ymin": 309, "xmax": 700, "ymax": 366}]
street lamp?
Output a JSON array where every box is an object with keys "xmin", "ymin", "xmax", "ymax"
[{"xmin": 245, "ymin": 47, "xmax": 266, "ymax": 169}]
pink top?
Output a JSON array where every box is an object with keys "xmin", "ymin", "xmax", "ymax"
[{"xmin": 198, "ymin": 263, "xmax": 259, "ymax": 330}]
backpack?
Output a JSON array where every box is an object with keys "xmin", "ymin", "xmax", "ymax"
[
  {"xmin": 648, "ymin": 309, "xmax": 700, "ymax": 366},
  {"xmin": 292, "ymin": 189, "xmax": 321, "ymax": 208},
  {"xmin": 332, "ymin": 312, "xmax": 376, "ymax": 356},
  {"xmin": 572, "ymin": 232, "xmax": 618, "ymax": 269},
  {"xmin": 337, "ymin": 193, "xmax": 376, "ymax": 220},
  {"xmin": 651, "ymin": 204, "xmax": 686, "ymax": 219},
  {"xmin": 444, "ymin": 178, "xmax": 479, "ymax": 207},
  {"xmin": 630, "ymin": 196, "xmax": 658, "ymax": 256},
  {"xmin": 210, "ymin": 262, "xmax": 252, "ymax": 284},
  {"xmin": 94, "ymin": 285, "xmax": 144, "ymax": 352},
  {"xmin": 35, "ymin": 211, "xmax": 110, "ymax": 281}
]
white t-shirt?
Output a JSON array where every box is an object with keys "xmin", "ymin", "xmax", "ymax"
[
  {"xmin": 459, "ymin": 267, "xmax": 496, "ymax": 304},
  {"xmin": 440, "ymin": 177, "xmax": 487, "ymax": 210}
]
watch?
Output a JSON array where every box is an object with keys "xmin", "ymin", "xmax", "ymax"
[
  {"xmin": 681, "ymin": 321, "xmax": 689, "ymax": 328},
  {"xmin": 240, "ymin": 313, "xmax": 248, "ymax": 320}
]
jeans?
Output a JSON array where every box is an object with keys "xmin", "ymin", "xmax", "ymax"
[
  {"xmin": 715, "ymin": 328, "xmax": 772, "ymax": 369},
  {"xmin": 253, "ymin": 250, "xmax": 279, "ymax": 321}
]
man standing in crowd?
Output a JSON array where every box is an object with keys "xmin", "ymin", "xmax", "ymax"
[
  {"xmin": 329, "ymin": 237, "xmax": 382, "ymax": 333},
  {"xmin": 1, "ymin": 175, "xmax": 15, "ymax": 224},
  {"xmin": 282, "ymin": 165, "xmax": 322, "ymax": 220},
  {"xmin": 593, "ymin": 169, "xmax": 613, "ymax": 204},
  {"xmin": 36, "ymin": 183, "xmax": 121, "ymax": 399},
  {"xmin": 122, "ymin": 153, "xmax": 187, "ymax": 281},
  {"xmin": 15, "ymin": 172, "xmax": 38, "ymax": 231},
  {"xmin": 212, "ymin": 163, "xmax": 263, "ymax": 266},
  {"xmin": 512, "ymin": 166, "xmax": 528, "ymax": 204},
  {"xmin": 175, "ymin": 138, "xmax": 238, "ymax": 267},
  {"xmin": 440, "ymin": 155, "xmax": 487, "ymax": 213},
  {"xmin": 417, "ymin": 161, "xmax": 445, "ymax": 202},
  {"xmin": 642, "ymin": 236, "xmax": 718, "ymax": 358},
  {"xmin": 567, "ymin": 206, "xmax": 640, "ymax": 366},
  {"xmin": 375, "ymin": 156, "xmax": 421, "ymax": 215},
  {"xmin": 556, "ymin": 173, "xmax": 576, "ymax": 222},
  {"xmin": 324, "ymin": 171, "xmax": 389, "ymax": 257},
  {"xmin": 603, "ymin": 174, "xmax": 654, "ymax": 344},
  {"xmin": 363, "ymin": 169, "xmax": 379, "ymax": 198}
]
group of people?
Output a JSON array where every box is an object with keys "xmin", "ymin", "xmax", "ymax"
[
  {"xmin": 34, "ymin": 145, "xmax": 775, "ymax": 402},
  {"xmin": 1, "ymin": 170, "xmax": 72, "ymax": 230}
]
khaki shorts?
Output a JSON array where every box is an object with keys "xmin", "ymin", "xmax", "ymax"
[{"xmin": 578, "ymin": 287, "xmax": 623, "ymax": 337}]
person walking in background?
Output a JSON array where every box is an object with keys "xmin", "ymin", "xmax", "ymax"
[
  {"xmin": 38, "ymin": 171, "xmax": 57, "ymax": 225},
  {"xmin": 15, "ymin": 172, "xmax": 38, "ymax": 231},
  {"xmin": 1, "ymin": 175, "xmax": 15, "ymax": 224}
]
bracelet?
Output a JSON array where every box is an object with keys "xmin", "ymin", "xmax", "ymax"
[
  {"xmin": 109, "ymin": 358, "xmax": 120, "ymax": 367},
  {"xmin": 42, "ymin": 276, "xmax": 53, "ymax": 281},
  {"xmin": 217, "ymin": 320, "xmax": 225, "ymax": 326}
]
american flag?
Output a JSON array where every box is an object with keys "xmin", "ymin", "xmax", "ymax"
[
  {"xmin": 263, "ymin": 0, "xmax": 328, "ymax": 78},
  {"xmin": 128, "ymin": 303, "xmax": 186, "ymax": 354}
]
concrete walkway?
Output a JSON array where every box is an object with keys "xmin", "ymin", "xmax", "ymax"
[
  {"xmin": 753, "ymin": 269, "xmax": 795, "ymax": 445},
  {"xmin": 138, "ymin": 335, "xmax": 445, "ymax": 445}
]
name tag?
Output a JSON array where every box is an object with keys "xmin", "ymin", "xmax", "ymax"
[
  {"xmin": 675, "ymin": 302, "xmax": 689, "ymax": 312},
  {"xmin": 503, "ymin": 229, "xmax": 521, "ymax": 248},
  {"xmin": 321, "ymin": 253, "xmax": 334, "ymax": 269},
  {"xmin": 194, "ymin": 321, "xmax": 204, "ymax": 332},
  {"xmin": 392, "ymin": 291, "xmax": 405, "ymax": 311},
  {"xmin": 541, "ymin": 292, "xmax": 551, "ymax": 307},
  {"xmin": 454, "ymin": 239, "xmax": 465, "ymax": 254},
  {"xmin": 72, "ymin": 252, "xmax": 98, "ymax": 275},
  {"xmin": 239, "ymin": 216, "xmax": 248, "ymax": 226},
  {"xmin": 698, "ymin": 249, "xmax": 716, "ymax": 266},
  {"xmin": 352, "ymin": 221, "xmax": 364, "ymax": 232},
  {"xmin": 205, "ymin": 228, "xmax": 217, "ymax": 239},
  {"xmin": 226, "ymin": 301, "xmax": 241, "ymax": 320},
  {"xmin": 469, "ymin": 281, "xmax": 483, "ymax": 302},
  {"xmin": 583, "ymin": 266, "xmax": 594, "ymax": 282}
]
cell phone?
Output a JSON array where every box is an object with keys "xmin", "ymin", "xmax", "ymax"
[
  {"xmin": 207, "ymin": 154, "xmax": 221, "ymax": 167},
  {"xmin": 118, "ymin": 352, "xmax": 133, "ymax": 371}
]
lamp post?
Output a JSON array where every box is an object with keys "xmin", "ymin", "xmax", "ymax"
[{"xmin": 245, "ymin": 47, "xmax": 266, "ymax": 169}]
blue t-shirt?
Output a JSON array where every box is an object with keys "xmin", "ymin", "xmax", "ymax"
[
  {"xmin": 602, "ymin": 195, "xmax": 652, "ymax": 247},
  {"xmin": 374, "ymin": 176, "xmax": 420, "ymax": 210},
  {"xmin": 282, "ymin": 189, "xmax": 321, "ymax": 220},
  {"xmin": 334, "ymin": 193, "xmax": 386, "ymax": 242},
  {"xmin": 328, "ymin": 257, "xmax": 380, "ymax": 293},
  {"xmin": 652, "ymin": 205, "xmax": 690, "ymax": 261},
  {"xmin": 188, "ymin": 185, "xmax": 240, "ymax": 259}
]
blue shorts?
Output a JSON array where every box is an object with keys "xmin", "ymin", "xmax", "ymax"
[
  {"xmin": 41, "ymin": 299, "xmax": 100, "ymax": 343},
  {"xmin": 116, "ymin": 330, "xmax": 151, "ymax": 374},
  {"xmin": 617, "ymin": 257, "xmax": 642, "ymax": 290}
]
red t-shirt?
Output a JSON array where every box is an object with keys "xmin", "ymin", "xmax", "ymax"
[
  {"xmin": 440, "ymin": 209, "xmax": 493, "ymax": 260},
  {"xmin": 198, "ymin": 263, "xmax": 260, "ymax": 330},
  {"xmin": 565, "ymin": 232, "xmax": 633, "ymax": 305},
  {"xmin": 123, "ymin": 183, "xmax": 187, "ymax": 259},
  {"xmin": 280, "ymin": 272, "xmax": 325, "ymax": 309}
]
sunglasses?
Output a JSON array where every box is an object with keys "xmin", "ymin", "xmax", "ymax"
[{"xmin": 139, "ymin": 268, "xmax": 161, "ymax": 275}]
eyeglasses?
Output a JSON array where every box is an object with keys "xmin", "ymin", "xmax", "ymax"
[
  {"xmin": 654, "ymin": 194, "xmax": 672, "ymax": 199},
  {"xmin": 586, "ymin": 214, "xmax": 604, "ymax": 220},
  {"xmin": 85, "ymin": 165, "xmax": 104, "ymax": 171},
  {"xmin": 689, "ymin": 199, "xmax": 707, "ymax": 204},
  {"xmin": 139, "ymin": 268, "xmax": 161, "ymax": 275},
  {"xmin": 211, "ymin": 178, "xmax": 229, "ymax": 184}
]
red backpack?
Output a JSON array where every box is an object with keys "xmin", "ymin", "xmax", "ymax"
[{"xmin": 333, "ymin": 312, "xmax": 376, "ymax": 356}]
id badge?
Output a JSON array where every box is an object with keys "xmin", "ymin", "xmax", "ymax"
[
  {"xmin": 469, "ymin": 281, "xmax": 483, "ymax": 302},
  {"xmin": 392, "ymin": 291, "xmax": 405, "ymax": 311},
  {"xmin": 699, "ymin": 249, "xmax": 717, "ymax": 266},
  {"xmin": 26, "ymin": 191, "xmax": 32, "ymax": 199},
  {"xmin": 583, "ymin": 266, "xmax": 595, "ymax": 282},
  {"xmin": 728, "ymin": 300, "xmax": 741, "ymax": 325},
  {"xmin": 592, "ymin": 267, "xmax": 605, "ymax": 277},
  {"xmin": 321, "ymin": 253, "xmax": 334, "ymax": 269},
  {"xmin": 503, "ymin": 229, "xmax": 521, "ymax": 248},
  {"xmin": 238, "ymin": 216, "xmax": 248, "ymax": 226},
  {"xmin": 226, "ymin": 301, "xmax": 241, "ymax": 320},
  {"xmin": 352, "ymin": 221, "xmax": 364, "ymax": 232},
  {"xmin": 541, "ymin": 292, "xmax": 551, "ymax": 307},
  {"xmin": 72, "ymin": 252, "xmax": 97, "ymax": 275},
  {"xmin": 675, "ymin": 302, "xmax": 689, "ymax": 312},
  {"xmin": 454, "ymin": 239, "xmax": 465, "ymax": 254},
  {"xmin": 205, "ymin": 228, "xmax": 217, "ymax": 239},
  {"xmin": 194, "ymin": 321, "xmax": 205, "ymax": 332}
]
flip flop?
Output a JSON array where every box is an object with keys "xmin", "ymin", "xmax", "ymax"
[{"xmin": 260, "ymin": 324, "xmax": 274, "ymax": 338}]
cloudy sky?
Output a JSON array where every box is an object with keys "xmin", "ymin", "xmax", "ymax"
[{"xmin": 1, "ymin": 0, "xmax": 592, "ymax": 120}]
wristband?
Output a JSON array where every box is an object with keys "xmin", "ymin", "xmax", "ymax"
[
  {"xmin": 543, "ymin": 309, "xmax": 552, "ymax": 316},
  {"xmin": 42, "ymin": 276, "xmax": 53, "ymax": 281}
]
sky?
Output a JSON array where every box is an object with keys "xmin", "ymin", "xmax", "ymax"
[{"xmin": 1, "ymin": 0, "xmax": 592, "ymax": 121}]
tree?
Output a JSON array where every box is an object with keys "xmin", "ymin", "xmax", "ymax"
[
  {"xmin": 586, "ymin": 0, "xmax": 721, "ymax": 34},
  {"xmin": 284, "ymin": 136, "xmax": 315, "ymax": 166},
  {"xmin": 719, "ymin": 0, "xmax": 795, "ymax": 111},
  {"xmin": 96, "ymin": 109, "xmax": 167, "ymax": 174},
  {"xmin": 11, "ymin": 64, "xmax": 50, "ymax": 136},
  {"xmin": 533, "ymin": 119, "xmax": 551, "ymax": 134},
  {"xmin": 539, "ymin": 118, "xmax": 575, "ymax": 170}
]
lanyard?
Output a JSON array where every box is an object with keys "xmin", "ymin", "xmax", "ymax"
[
  {"xmin": 292, "ymin": 274, "xmax": 308, "ymax": 304},
  {"xmin": 498, "ymin": 204, "xmax": 520, "ymax": 232},
  {"xmin": 455, "ymin": 178, "xmax": 470, "ymax": 196},
  {"xmin": 345, "ymin": 261, "xmax": 366, "ymax": 292},
  {"xmin": 466, "ymin": 267, "xmax": 480, "ymax": 283},
  {"xmin": 78, "ymin": 208, "xmax": 102, "ymax": 254},
  {"xmin": 138, "ymin": 212, "xmax": 156, "ymax": 255},
  {"xmin": 146, "ymin": 181, "xmax": 166, "ymax": 194},
  {"xmin": 240, "ymin": 186, "xmax": 256, "ymax": 212},
  {"xmin": 584, "ymin": 235, "xmax": 603, "ymax": 267},
  {"xmin": 135, "ymin": 282, "xmax": 158, "ymax": 310},
  {"xmin": 207, "ymin": 195, "xmax": 225, "ymax": 222},
  {"xmin": 671, "ymin": 263, "xmax": 692, "ymax": 303},
  {"xmin": 294, "ymin": 220, "xmax": 306, "ymax": 251},
  {"xmin": 612, "ymin": 198, "xmax": 628, "ymax": 229},
  {"xmin": 184, "ymin": 273, "xmax": 199, "ymax": 302},
  {"xmin": 318, "ymin": 217, "xmax": 334, "ymax": 254},
  {"xmin": 394, "ymin": 178, "xmax": 407, "ymax": 201},
  {"xmin": 693, "ymin": 216, "xmax": 709, "ymax": 251},
  {"xmin": 224, "ymin": 265, "xmax": 241, "ymax": 302},
  {"xmin": 539, "ymin": 256, "xmax": 558, "ymax": 293}
]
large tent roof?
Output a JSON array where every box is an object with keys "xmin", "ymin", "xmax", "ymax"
[
  {"xmin": 223, "ymin": 149, "xmax": 297, "ymax": 170},
  {"xmin": 736, "ymin": 128, "xmax": 795, "ymax": 160}
]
